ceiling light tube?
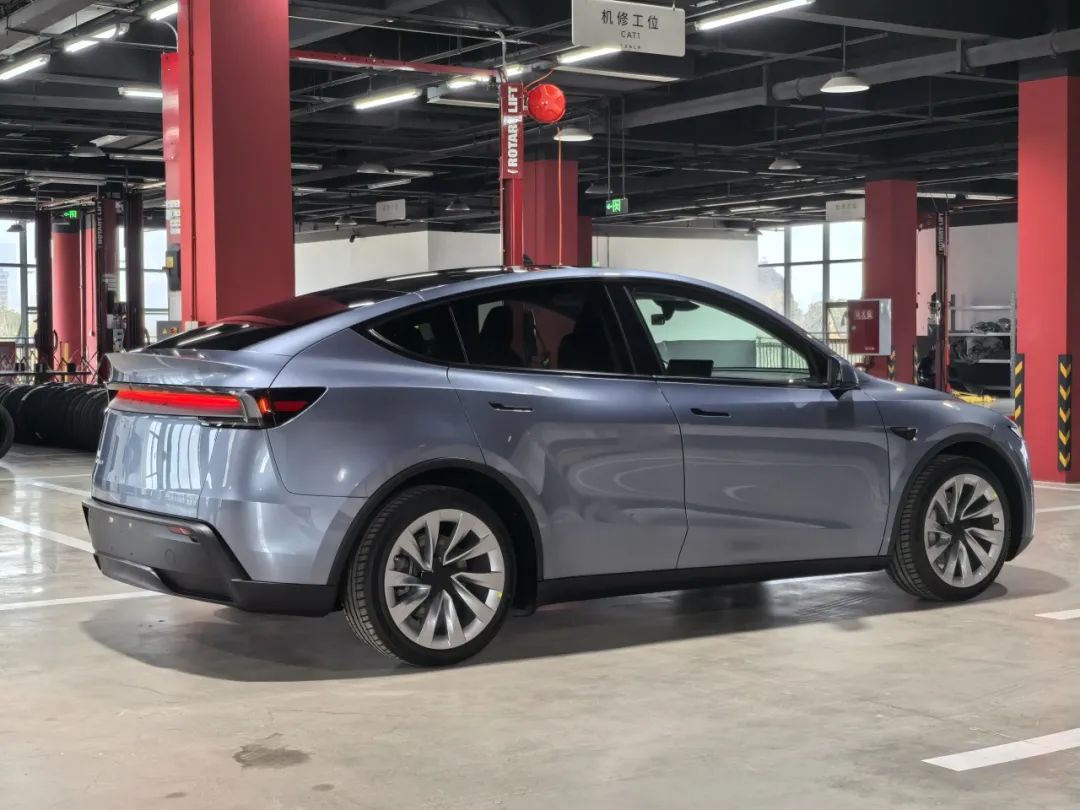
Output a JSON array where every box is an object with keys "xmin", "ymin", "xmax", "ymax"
[
  {"xmin": 695, "ymin": 0, "xmax": 813, "ymax": 32},
  {"xmin": 447, "ymin": 76, "xmax": 484, "ymax": 90},
  {"xmin": 353, "ymin": 87, "xmax": 422, "ymax": 111},
  {"xmin": 0, "ymin": 54, "xmax": 50, "ymax": 81},
  {"xmin": 64, "ymin": 24, "xmax": 123, "ymax": 53},
  {"xmin": 148, "ymin": 1, "xmax": 179, "ymax": 21},
  {"xmin": 109, "ymin": 152, "xmax": 163, "ymax": 162},
  {"xmin": 118, "ymin": 86, "xmax": 164, "ymax": 99},
  {"xmin": 557, "ymin": 46, "xmax": 620, "ymax": 65},
  {"xmin": 367, "ymin": 178, "xmax": 413, "ymax": 190},
  {"xmin": 291, "ymin": 161, "xmax": 324, "ymax": 171},
  {"xmin": 729, "ymin": 204, "xmax": 782, "ymax": 214}
]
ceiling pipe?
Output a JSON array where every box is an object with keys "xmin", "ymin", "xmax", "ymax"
[{"xmin": 620, "ymin": 26, "xmax": 1080, "ymax": 129}]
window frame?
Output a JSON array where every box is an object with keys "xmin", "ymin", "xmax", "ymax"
[
  {"xmin": 614, "ymin": 281, "xmax": 832, "ymax": 388},
  {"xmin": 362, "ymin": 278, "xmax": 646, "ymax": 380}
]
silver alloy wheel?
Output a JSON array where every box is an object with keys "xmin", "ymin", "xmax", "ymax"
[
  {"xmin": 923, "ymin": 473, "xmax": 1006, "ymax": 588},
  {"xmin": 383, "ymin": 509, "xmax": 505, "ymax": 650}
]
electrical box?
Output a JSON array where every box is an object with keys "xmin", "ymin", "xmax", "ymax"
[{"xmin": 847, "ymin": 298, "xmax": 893, "ymax": 356}]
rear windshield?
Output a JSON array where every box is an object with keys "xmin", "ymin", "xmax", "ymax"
[{"xmin": 149, "ymin": 286, "xmax": 406, "ymax": 350}]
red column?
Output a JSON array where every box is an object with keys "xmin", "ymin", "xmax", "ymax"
[
  {"xmin": 864, "ymin": 180, "xmax": 918, "ymax": 381},
  {"xmin": 176, "ymin": 0, "xmax": 294, "ymax": 322},
  {"xmin": 523, "ymin": 159, "xmax": 578, "ymax": 266},
  {"xmin": 577, "ymin": 216, "xmax": 593, "ymax": 267},
  {"xmin": 1018, "ymin": 77, "xmax": 1080, "ymax": 482},
  {"xmin": 51, "ymin": 219, "xmax": 82, "ymax": 368}
]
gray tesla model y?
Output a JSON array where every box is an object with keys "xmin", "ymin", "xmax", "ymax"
[{"xmin": 86, "ymin": 267, "xmax": 1034, "ymax": 666}]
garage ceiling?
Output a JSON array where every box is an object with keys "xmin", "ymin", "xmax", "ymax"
[{"xmin": 0, "ymin": 0, "xmax": 1074, "ymax": 232}]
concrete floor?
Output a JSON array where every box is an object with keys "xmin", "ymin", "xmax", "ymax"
[{"xmin": 2, "ymin": 446, "xmax": 1079, "ymax": 809}]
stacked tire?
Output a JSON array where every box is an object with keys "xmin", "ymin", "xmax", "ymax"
[{"xmin": 0, "ymin": 383, "xmax": 109, "ymax": 454}]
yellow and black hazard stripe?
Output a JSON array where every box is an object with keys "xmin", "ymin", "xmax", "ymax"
[
  {"xmin": 1012, "ymin": 354, "xmax": 1024, "ymax": 434},
  {"xmin": 887, "ymin": 348, "xmax": 897, "ymax": 381},
  {"xmin": 1059, "ymin": 354, "xmax": 1072, "ymax": 471}
]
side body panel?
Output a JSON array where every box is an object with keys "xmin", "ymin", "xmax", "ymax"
[
  {"xmin": 659, "ymin": 383, "xmax": 891, "ymax": 567},
  {"xmin": 266, "ymin": 328, "xmax": 485, "ymax": 499},
  {"xmin": 860, "ymin": 378, "xmax": 1035, "ymax": 556},
  {"xmin": 448, "ymin": 368, "xmax": 686, "ymax": 579}
]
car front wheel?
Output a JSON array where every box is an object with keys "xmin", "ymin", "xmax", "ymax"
[
  {"xmin": 888, "ymin": 455, "xmax": 1011, "ymax": 601},
  {"xmin": 343, "ymin": 485, "xmax": 514, "ymax": 666}
]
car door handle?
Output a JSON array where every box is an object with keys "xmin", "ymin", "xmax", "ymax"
[
  {"xmin": 691, "ymin": 408, "xmax": 732, "ymax": 418},
  {"xmin": 490, "ymin": 402, "xmax": 534, "ymax": 413}
]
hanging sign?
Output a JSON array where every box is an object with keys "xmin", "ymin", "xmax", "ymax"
[
  {"xmin": 572, "ymin": 0, "xmax": 686, "ymax": 57},
  {"xmin": 826, "ymin": 198, "xmax": 865, "ymax": 222}
]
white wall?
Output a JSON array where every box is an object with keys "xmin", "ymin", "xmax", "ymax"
[
  {"xmin": 295, "ymin": 231, "xmax": 430, "ymax": 294},
  {"xmin": 592, "ymin": 234, "xmax": 762, "ymax": 296},
  {"xmin": 915, "ymin": 222, "xmax": 1017, "ymax": 334},
  {"xmin": 295, "ymin": 229, "xmax": 760, "ymax": 296}
]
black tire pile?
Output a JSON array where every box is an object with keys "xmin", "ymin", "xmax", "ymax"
[{"xmin": 0, "ymin": 383, "xmax": 109, "ymax": 453}]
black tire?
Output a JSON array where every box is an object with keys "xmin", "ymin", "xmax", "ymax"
[
  {"xmin": 888, "ymin": 454, "xmax": 1011, "ymax": 601},
  {"xmin": 0, "ymin": 405, "xmax": 14, "ymax": 459},
  {"xmin": 343, "ymin": 485, "xmax": 515, "ymax": 667}
]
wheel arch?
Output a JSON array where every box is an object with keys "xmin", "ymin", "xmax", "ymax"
[
  {"xmin": 886, "ymin": 434, "xmax": 1027, "ymax": 560},
  {"xmin": 328, "ymin": 460, "xmax": 543, "ymax": 611}
]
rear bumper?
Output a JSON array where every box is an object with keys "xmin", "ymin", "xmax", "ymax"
[{"xmin": 84, "ymin": 499, "xmax": 337, "ymax": 616}]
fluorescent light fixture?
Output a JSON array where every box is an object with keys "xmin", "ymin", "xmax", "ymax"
[
  {"xmin": 428, "ymin": 97, "xmax": 499, "ymax": 110},
  {"xmin": 821, "ymin": 71, "xmax": 869, "ymax": 94},
  {"xmin": 63, "ymin": 24, "xmax": 123, "ymax": 53},
  {"xmin": 554, "ymin": 127, "xmax": 594, "ymax": 143},
  {"xmin": 367, "ymin": 178, "xmax": 412, "ymax": 190},
  {"xmin": 355, "ymin": 165, "xmax": 431, "ymax": 178},
  {"xmin": 447, "ymin": 76, "xmax": 484, "ymax": 90},
  {"xmin": 292, "ymin": 186, "xmax": 325, "ymax": 195},
  {"xmin": 695, "ymin": 0, "xmax": 812, "ymax": 31},
  {"xmin": 556, "ymin": 65, "xmax": 680, "ymax": 83},
  {"xmin": 109, "ymin": 152, "xmax": 163, "ymax": 162},
  {"xmin": 769, "ymin": 156, "xmax": 801, "ymax": 171},
  {"xmin": 353, "ymin": 87, "xmax": 421, "ymax": 111},
  {"xmin": 393, "ymin": 168, "xmax": 433, "ymax": 178},
  {"xmin": 118, "ymin": 86, "xmax": 164, "ymax": 99},
  {"xmin": 141, "ymin": 180, "xmax": 167, "ymax": 190},
  {"xmin": 558, "ymin": 46, "xmax": 620, "ymax": 65},
  {"xmin": 91, "ymin": 134, "xmax": 127, "ymax": 147},
  {"xmin": 964, "ymin": 193, "xmax": 1014, "ymax": 202},
  {"xmin": 729, "ymin": 204, "xmax": 782, "ymax": 214},
  {"xmin": 0, "ymin": 54, "xmax": 49, "ymax": 81},
  {"xmin": 291, "ymin": 161, "xmax": 323, "ymax": 171},
  {"xmin": 148, "ymin": 1, "xmax": 179, "ymax": 21}
]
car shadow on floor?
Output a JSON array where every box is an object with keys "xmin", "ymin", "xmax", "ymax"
[{"xmin": 79, "ymin": 566, "xmax": 1069, "ymax": 682}]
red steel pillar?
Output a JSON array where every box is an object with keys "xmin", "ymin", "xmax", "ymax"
[
  {"xmin": 51, "ymin": 218, "xmax": 83, "ymax": 368},
  {"xmin": 173, "ymin": 0, "xmax": 294, "ymax": 321},
  {"xmin": 864, "ymin": 180, "xmax": 918, "ymax": 382},
  {"xmin": 523, "ymin": 159, "xmax": 579, "ymax": 266},
  {"xmin": 1017, "ymin": 76, "xmax": 1080, "ymax": 482}
]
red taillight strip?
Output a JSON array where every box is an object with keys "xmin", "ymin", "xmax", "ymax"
[{"xmin": 112, "ymin": 388, "xmax": 245, "ymax": 416}]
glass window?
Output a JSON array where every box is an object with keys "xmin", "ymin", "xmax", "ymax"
[
  {"xmin": 757, "ymin": 228, "xmax": 784, "ymax": 266},
  {"xmin": 756, "ymin": 266, "xmax": 785, "ymax": 314},
  {"xmin": 453, "ymin": 282, "xmax": 626, "ymax": 374},
  {"xmin": 790, "ymin": 264, "xmax": 824, "ymax": 336},
  {"xmin": 829, "ymin": 261, "xmax": 863, "ymax": 302},
  {"xmin": 145, "ymin": 270, "xmax": 169, "ymax": 310},
  {"xmin": 370, "ymin": 306, "xmax": 463, "ymax": 363},
  {"xmin": 631, "ymin": 288, "xmax": 811, "ymax": 383},
  {"xmin": 829, "ymin": 221, "xmax": 864, "ymax": 261},
  {"xmin": 790, "ymin": 224, "xmax": 823, "ymax": 263}
]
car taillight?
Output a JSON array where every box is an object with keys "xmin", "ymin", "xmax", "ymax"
[
  {"xmin": 111, "ymin": 388, "xmax": 247, "ymax": 419},
  {"xmin": 109, "ymin": 387, "xmax": 324, "ymax": 427},
  {"xmin": 252, "ymin": 388, "xmax": 324, "ymax": 427}
]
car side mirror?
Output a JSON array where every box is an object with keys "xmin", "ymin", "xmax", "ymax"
[{"xmin": 827, "ymin": 356, "xmax": 859, "ymax": 392}]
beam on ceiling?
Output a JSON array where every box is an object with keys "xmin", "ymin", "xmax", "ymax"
[
  {"xmin": 780, "ymin": 11, "xmax": 996, "ymax": 41},
  {"xmin": 0, "ymin": 0, "xmax": 102, "ymax": 53}
]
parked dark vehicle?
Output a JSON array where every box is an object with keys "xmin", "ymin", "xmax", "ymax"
[{"xmin": 85, "ymin": 268, "xmax": 1034, "ymax": 666}]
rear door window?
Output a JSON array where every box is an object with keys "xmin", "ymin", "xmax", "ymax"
[
  {"xmin": 368, "ymin": 306, "xmax": 463, "ymax": 363},
  {"xmin": 451, "ymin": 282, "xmax": 628, "ymax": 374}
]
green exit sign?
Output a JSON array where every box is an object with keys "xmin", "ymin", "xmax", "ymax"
[
  {"xmin": 60, "ymin": 209, "xmax": 79, "ymax": 219},
  {"xmin": 605, "ymin": 197, "xmax": 629, "ymax": 216}
]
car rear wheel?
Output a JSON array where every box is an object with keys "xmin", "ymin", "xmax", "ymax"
[
  {"xmin": 888, "ymin": 455, "xmax": 1011, "ymax": 601},
  {"xmin": 343, "ymin": 485, "xmax": 514, "ymax": 666}
]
